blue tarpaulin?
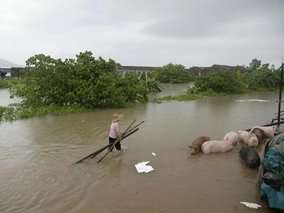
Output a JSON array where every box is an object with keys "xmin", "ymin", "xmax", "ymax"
[
  {"xmin": 261, "ymin": 133, "xmax": 284, "ymax": 210},
  {"xmin": 261, "ymin": 183, "xmax": 284, "ymax": 209}
]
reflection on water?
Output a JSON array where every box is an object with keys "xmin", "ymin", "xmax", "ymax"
[
  {"xmin": 149, "ymin": 83, "xmax": 192, "ymax": 100},
  {"xmin": 0, "ymin": 88, "xmax": 277, "ymax": 213}
]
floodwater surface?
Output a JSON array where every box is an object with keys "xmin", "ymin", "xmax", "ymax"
[
  {"xmin": 0, "ymin": 88, "xmax": 278, "ymax": 213},
  {"xmin": 0, "ymin": 89, "xmax": 21, "ymax": 106}
]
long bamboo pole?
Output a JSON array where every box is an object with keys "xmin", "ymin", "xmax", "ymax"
[
  {"xmin": 101, "ymin": 120, "xmax": 144, "ymax": 155},
  {"xmin": 75, "ymin": 120, "xmax": 136, "ymax": 164},
  {"xmin": 97, "ymin": 128, "xmax": 140, "ymax": 163},
  {"xmin": 74, "ymin": 120, "xmax": 144, "ymax": 164},
  {"xmin": 89, "ymin": 120, "xmax": 142, "ymax": 159},
  {"xmin": 96, "ymin": 122, "xmax": 145, "ymax": 163}
]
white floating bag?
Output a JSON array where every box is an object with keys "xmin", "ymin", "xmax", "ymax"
[
  {"xmin": 240, "ymin": 202, "xmax": 261, "ymax": 209},
  {"xmin": 135, "ymin": 161, "xmax": 154, "ymax": 173}
]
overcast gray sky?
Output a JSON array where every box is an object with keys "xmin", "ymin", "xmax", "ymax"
[{"xmin": 0, "ymin": 0, "xmax": 283, "ymax": 67}]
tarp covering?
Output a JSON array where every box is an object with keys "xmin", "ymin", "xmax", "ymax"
[
  {"xmin": 261, "ymin": 133, "xmax": 284, "ymax": 210},
  {"xmin": 263, "ymin": 147, "xmax": 284, "ymax": 178},
  {"xmin": 261, "ymin": 183, "xmax": 284, "ymax": 209}
]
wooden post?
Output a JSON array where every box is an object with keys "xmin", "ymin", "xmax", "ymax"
[{"xmin": 277, "ymin": 63, "xmax": 284, "ymax": 128}]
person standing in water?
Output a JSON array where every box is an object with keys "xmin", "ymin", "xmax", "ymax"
[{"xmin": 108, "ymin": 113, "xmax": 123, "ymax": 151}]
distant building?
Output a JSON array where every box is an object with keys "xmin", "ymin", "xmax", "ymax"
[
  {"xmin": 0, "ymin": 67, "xmax": 24, "ymax": 78},
  {"xmin": 0, "ymin": 67, "xmax": 11, "ymax": 78},
  {"xmin": 116, "ymin": 64, "xmax": 247, "ymax": 77},
  {"xmin": 117, "ymin": 65, "xmax": 160, "ymax": 74},
  {"xmin": 0, "ymin": 64, "xmax": 247, "ymax": 79}
]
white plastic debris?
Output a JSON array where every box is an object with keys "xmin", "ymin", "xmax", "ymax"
[
  {"xmin": 152, "ymin": 152, "xmax": 156, "ymax": 156},
  {"xmin": 236, "ymin": 99, "xmax": 269, "ymax": 103},
  {"xmin": 135, "ymin": 161, "xmax": 154, "ymax": 173},
  {"xmin": 240, "ymin": 202, "xmax": 261, "ymax": 209}
]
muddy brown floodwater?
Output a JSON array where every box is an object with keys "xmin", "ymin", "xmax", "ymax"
[{"xmin": 0, "ymin": 88, "xmax": 278, "ymax": 213}]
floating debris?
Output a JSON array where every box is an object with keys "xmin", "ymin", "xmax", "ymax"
[
  {"xmin": 152, "ymin": 152, "xmax": 157, "ymax": 156},
  {"xmin": 240, "ymin": 202, "xmax": 261, "ymax": 209},
  {"xmin": 235, "ymin": 99, "xmax": 269, "ymax": 103},
  {"xmin": 135, "ymin": 161, "xmax": 154, "ymax": 173}
]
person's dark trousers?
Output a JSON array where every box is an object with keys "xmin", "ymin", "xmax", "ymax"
[{"xmin": 109, "ymin": 137, "xmax": 121, "ymax": 151}]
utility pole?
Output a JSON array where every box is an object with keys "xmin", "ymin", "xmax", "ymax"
[{"xmin": 277, "ymin": 62, "xmax": 284, "ymax": 128}]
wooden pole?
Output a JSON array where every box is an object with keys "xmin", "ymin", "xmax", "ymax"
[
  {"xmin": 96, "ymin": 121, "xmax": 145, "ymax": 163},
  {"xmin": 74, "ymin": 120, "xmax": 144, "ymax": 164},
  {"xmin": 97, "ymin": 128, "xmax": 139, "ymax": 163},
  {"xmin": 75, "ymin": 120, "xmax": 136, "ymax": 164},
  {"xmin": 277, "ymin": 63, "xmax": 284, "ymax": 128},
  {"xmin": 124, "ymin": 119, "xmax": 137, "ymax": 133}
]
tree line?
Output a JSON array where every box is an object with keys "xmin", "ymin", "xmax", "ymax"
[
  {"xmin": 0, "ymin": 54, "xmax": 281, "ymax": 121},
  {"xmin": 12, "ymin": 51, "xmax": 160, "ymax": 108},
  {"xmin": 192, "ymin": 58, "xmax": 280, "ymax": 94}
]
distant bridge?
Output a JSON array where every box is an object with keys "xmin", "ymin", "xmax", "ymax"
[
  {"xmin": 117, "ymin": 66, "xmax": 160, "ymax": 74},
  {"xmin": 0, "ymin": 67, "xmax": 24, "ymax": 78},
  {"xmin": 117, "ymin": 64, "xmax": 246, "ymax": 77},
  {"xmin": 0, "ymin": 64, "xmax": 247, "ymax": 79}
]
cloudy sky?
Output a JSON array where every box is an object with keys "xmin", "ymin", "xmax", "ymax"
[{"xmin": 0, "ymin": 0, "xmax": 283, "ymax": 67}]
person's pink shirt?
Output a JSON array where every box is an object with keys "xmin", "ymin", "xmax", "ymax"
[{"xmin": 109, "ymin": 122, "xmax": 119, "ymax": 139}]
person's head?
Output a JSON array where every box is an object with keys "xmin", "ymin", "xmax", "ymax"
[{"xmin": 112, "ymin": 113, "xmax": 123, "ymax": 122}]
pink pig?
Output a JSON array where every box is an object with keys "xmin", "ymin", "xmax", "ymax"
[
  {"xmin": 238, "ymin": 130, "xmax": 250, "ymax": 144},
  {"xmin": 201, "ymin": 140, "xmax": 234, "ymax": 154},
  {"xmin": 247, "ymin": 133, "xmax": 259, "ymax": 147},
  {"xmin": 250, "ymin": 126, "xmax": 276, "ymax": 138},
  {"xmin": 238, "ymin": 130, "xmax": 259, "ymax": 147},
  {"xmin": 224, "ymin": 131, "xmax": 239, "ymax": 146}
]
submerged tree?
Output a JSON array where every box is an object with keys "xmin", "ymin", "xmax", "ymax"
[
  {"xmin": 193, "ymin": 71, "xmax": 246, "ymax": 94},
  {"xmin": 13, "ymin": 51, "xmax": 156, "ymax": 108},
  {"xmin": 150, "ymin": 63, "xmax": 194, "ymax": 83}
]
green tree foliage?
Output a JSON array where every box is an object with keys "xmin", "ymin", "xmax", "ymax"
[
  {"xmin": 193, "ymin": 71, "xmax": 245, "ymax": 94},
  {"xmin": 14, "ymin": 51, "xmax": 153, "ymax": 108},
  {"xmin": 150, "ymin": 63, "xmax": 193, "ymax": 83},
  {"xmin": 190, "ymin": 59, "xmax": 280, "ymax": 94},
  {"xmin": 245, "ymin": 63, "xmax": 280, "ymax": 89},
  {"xmin": 0, "ymin": 79, "xmax": 23, "ymax": 89},
  {"xmin": 0, "ymin": 80, "xmax": 10, "ymax": 88},
  {"xmin": 139, "ymin": 72, "xmax": 162, "ymax": 92},
  {"xmin": 249, "ymin": 58, "xmax": 262, "ymax": 71}
]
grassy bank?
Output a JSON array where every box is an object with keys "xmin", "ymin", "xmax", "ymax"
[
  {"xmin": 0, "ymin": 79, "xmax": 24, "ymax": 89},
  {"xmin": 0, "ymin": 105, "xmax": 90, "ymax": 122},
  {"xmin": 0, "ymin": 102, "xmax": 143, "ymax": 122},
  {"xmin": 156, "ymin": 87, "xmax": 277, "ymax": 102}
]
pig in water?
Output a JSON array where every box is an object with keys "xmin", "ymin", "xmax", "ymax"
[
  {"xmin": 238, "ymin": 130, "xmax": 250, "ymax": 144},
  {"xmin": 239, "ymin": 147, "xmax": 260, "ymax": 169},
  {"xmin": 250, "ymin": 126, "xmax": 276, "ymax": 139},
  {"xmin": 189, "ymin": 136, "xmax": 210, "ymax": 155},
  {"xmin": 250, "ymin": 128, "xmax": 265, "ymax": 144},
  {"xmin": 201, "ymin": 140, "xmax": 234, "ymax": 154},
  {"xmin": 224, "ymin": 131, "xmax": 239, "ymax": 146},
  {"xmin": 247, "ymin": 133, "xmax": 259, "ymax": 147},
  {"xmin": 238, "ymin": 130, "xmax": 259, "ymax": 147}
]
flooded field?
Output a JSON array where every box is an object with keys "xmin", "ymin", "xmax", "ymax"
[
  {"xmin": 0, "ymin": 89, "xmax": 21, "ymax": 106},
  {"xmin": 0, "ymin": 87, "xmax": 278, "ymax": 213}
]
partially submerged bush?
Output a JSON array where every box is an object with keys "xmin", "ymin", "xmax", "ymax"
[
  {"xmin": 13, "ymin": 51, "xmax": 155, "ymax": 109},
  {"xmin": 150, "ymin": 63, "xmax": 194, "ymax": 83},
  {"xmin": 192, "ymin": 71, "xmax": 246, "ymax": 94}
]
